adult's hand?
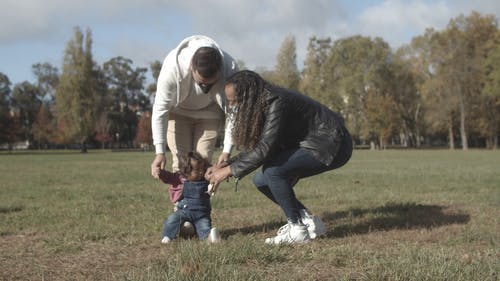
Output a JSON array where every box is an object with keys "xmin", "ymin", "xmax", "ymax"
[
  {"xmin": 217, "ymin": 152, "xmax": 230, "ymax": 166},
  {"xmin": 208, "ymin": 165, "xmax": 232, "ymax": 193},
  {"xmin": 151, "ymin": 154, "xmax": 166, "ymax": 179},
  {"xmin": 205, "ymin": 160, "xmax": 228, "ymax": 180}
]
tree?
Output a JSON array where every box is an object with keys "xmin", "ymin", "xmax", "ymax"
[
  {"xmin": 0, "ymin": 72, "xmax": 11, "ymax": 124},
  {"xmin": 413, "ymin": 29, "xmax": 459, "ymax": 149},
  {"xmin": 146, "ymin": 60, "xmax": 162, "ymax": 97},
  {"xmin": 94, "ymin": 112, "xmax": 112, "ymax": 149},
  {"xmin": 0, "ymin": 72, "xmax": 10, "ymax": 112},
  {"xmin": 11, "ymin": 81, "xmax": 42, "ymax": 145},
  {"xmin": 481, "ymin": 36, "xmax": 500, "ymax": 149},
  {"xmin": 0, "ymin": 73, "xmax": 14, "ymax": 146},
  {"xmin": 431, "ymin": 12, "xmax": 498, "ymax": 150},
  {"xmin": 272, "ymin": 35, "xmax": 300, "ymax": 90},
  {"xmin": 300, "ymin": 37, "xmax": 334, "ymax": 108},
  {"xmin": 102, "ymin": 56, "xmax": 147, "ymax": 147},
  {"xmin": 364, "ymin": 88, "xmax": 400, "ymax": 149},
  {"xmin": 55, "ymin": 27, "xmax": 100, "ymax": 152},
  {"xmin": 325, "ymin": 36, "xmax": 393, "ymax": 148},
  {"xmin": 390, "ymin": 48, "xmax": 424, "ymax": 147},
  {"xmin": 103, "ymin": 56, "xmax": 147, "ymax": 109},
  {"xmin": 135, "ymin": 111, "xmax": 152, "ymax": 150},
  {"xmin": 0, "ymin": 113, "xmax": 21, "ymax": 151},
  {"xmin": 32, "ymin": 62, "xmax": 59, "ymax": 102},
  {"xmin": 32, "ymin": 102, "xmax": 55, "ymax": 149}
]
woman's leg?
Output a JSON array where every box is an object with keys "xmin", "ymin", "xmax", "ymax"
[
  {"xmin": 252, "ymin": 171, "xmax": 305, "ymax": 210},
  {"xmin": 260, "ymin": 148, "xmax": 330, "ymax": 223}
]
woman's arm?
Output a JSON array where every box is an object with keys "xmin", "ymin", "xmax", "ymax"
[{"xmin": 229, "ymin": 97, "xmax": 288, "ymax": 178}]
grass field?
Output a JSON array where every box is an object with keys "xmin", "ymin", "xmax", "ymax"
[{"xmin": 0, "ymin": 149, "xmax": 499, "ymax": 280}]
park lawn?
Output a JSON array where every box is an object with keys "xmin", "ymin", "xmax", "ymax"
[{"xmin": 0, "ymin": 149, "xmax": 499, "ymax": 280}]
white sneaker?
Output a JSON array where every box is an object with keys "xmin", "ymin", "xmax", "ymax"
[
  {"xmin": 161, "ymin": 236, "xmax": 171, "ymax": 244},
  {"xmin": 299, "ymin": 209, "xmax": 327, "ymax": 239},
  {"xmin": 276, "ymin": 223, "xmax": 291, "ymax": 236},
  {"xmin": 207, "ymin": 227, "xmax": 221, "ymax": 243},
  {"xmin": 265, "ymin": 223, "xmax": 310, "ymax": 245}
]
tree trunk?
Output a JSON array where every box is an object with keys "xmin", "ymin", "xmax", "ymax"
[
  {"xmin": 415, "ymin": 128, "xmax": 421, "ymax": 148},
  {"xmin": 81, "ymin": 139, "xmax": 88, "ymax": 153},
  {"xmin": 459, "ymin": 96, "xmax": 468, "ymax": 150},
  {"xmin": 415, "ymin": 104, "xmax": 421, "ymax": 148},
  {"xmin": 448, "ymin": 115, "xmax": 455, "ymax": 150},
  {"xmin": 379, "ymin": 136, "xmax": 386, "ymax": 150}
]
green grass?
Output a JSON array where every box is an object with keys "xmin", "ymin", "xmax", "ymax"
[{"xmin": 0, "ymin": 149, "xmax": 499, "ymax": 280}]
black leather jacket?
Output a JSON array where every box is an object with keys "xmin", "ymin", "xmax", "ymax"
[{"xmin": 229, "ymin": 87, "xmax": 346, "ymax": 179}]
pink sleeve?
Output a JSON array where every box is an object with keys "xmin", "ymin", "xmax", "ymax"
[
  {"xmin": 159, "ymin": 170, "xmax": 184, "ymax": 203},
  {"xmin": 168, "ymin": 182, "xmax": 184, "ymax": 203}
]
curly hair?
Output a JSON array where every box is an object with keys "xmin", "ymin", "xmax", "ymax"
[
  {"xmin": 178, "ymin": 151, "xmax": 210, "ymax": 178},
  {"xmin": 226, "ymin": 70, "xmax": 271, "ymax": 150}
]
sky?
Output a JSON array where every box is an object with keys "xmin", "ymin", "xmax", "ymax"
[{"xmin": 1, "ymin": 0, "xmax": 500, "ymax": 85}]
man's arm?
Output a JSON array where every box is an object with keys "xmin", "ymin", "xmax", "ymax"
[
  {"xmin": 217, "ymin": 115, "xmax": 234, "ymax": 165},
  {"xmin": 151, "ymin": 52, "xmax": 178, "ymax": 178}
]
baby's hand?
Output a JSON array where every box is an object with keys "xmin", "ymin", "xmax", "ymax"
[{"xmin": 207, "ymin": 183, "xmax": 216, "ymax": 196}]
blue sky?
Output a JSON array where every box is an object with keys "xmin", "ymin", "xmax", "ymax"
[{"xmin": 1, "ymin": 0, "xmax": 499, "ymax": 85}]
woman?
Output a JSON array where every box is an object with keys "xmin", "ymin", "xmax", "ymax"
[{"xmin": 208, "ymin": 70, "xmax": 352, "ymax": 244}]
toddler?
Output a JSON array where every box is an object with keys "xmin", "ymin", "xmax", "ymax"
[{"xmin": 159, "ymin": 151, "xmax": 219, "ymax": 243}]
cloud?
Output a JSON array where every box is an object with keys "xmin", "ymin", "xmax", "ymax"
[
  {"xmin": 0, "ymin": 0, "xmax": 55, "ymax": 43},
  {"xmin": 170, "ymin": 0, "xmax": 347, "ymax": 69},
  {"xmin": 356, "ymin": 0, "xmax": 500, "ymax": 48},
  {"xmin": 2, "ymin": 0, "xmax": 500, "ymax": 83},
  {"xmin": 356, "ymin": 0, "xmax": 451, "ymax": 48},
  {"xmin": 0, "ymin": 0, "xmax": 167, "ymax": 43}
]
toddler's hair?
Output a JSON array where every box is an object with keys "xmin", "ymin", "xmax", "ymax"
[{"xmin": 178, "ymin": 151, "xmax": 210, "ymax": 178}]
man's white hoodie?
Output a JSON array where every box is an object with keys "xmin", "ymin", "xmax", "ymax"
[{"xmin": 152, "ymin": 35, "xmax": 239, "ymax": 154}]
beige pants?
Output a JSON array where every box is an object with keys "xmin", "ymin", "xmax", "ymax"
[{"xmin": 167, "ymin": 112, "xmax": 221, "ymax": 172}]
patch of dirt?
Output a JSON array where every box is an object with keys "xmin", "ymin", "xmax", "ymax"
[{"xmin": 0, "ymin": 233, "xmax": 169, "ymax": 280}]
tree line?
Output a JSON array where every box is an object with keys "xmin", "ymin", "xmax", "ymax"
[
  {"xmin": 0, "ymin": 11, "xmax": 499, "ymax": 151},
  {"xmin": 271, "ymin": 11, "xmax": 499, "ymax": 150},
  {"xmin": 0, "ymin": 27, "xmax": 160, "ymax": 152}
]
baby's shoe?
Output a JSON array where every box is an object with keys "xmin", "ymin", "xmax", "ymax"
[
  {"xmin": 179, "ymin": 221, "xmax": 196, "ymax": 238},
  {"xmin": 207, "ymin": 228, "xmax": 221, "ymax": 243}
]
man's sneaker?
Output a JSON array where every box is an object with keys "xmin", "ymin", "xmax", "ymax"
[
  {"xmin": 265, "ymin": 223, "xmax": 310, "ymax": 245},
  {"xmin": 299, "ymin": 209, "xmax": 327, "ymax": 239},
  {"xmin": 161, "ymin": 236, "xmax": 171, "ymax": 244},
  {"xmin": 179, "ymin": 221, "xmax": 196, "ymax": 238},
  {"xmin": 207, "ymin": 227, "xmax": 221, "ymax": 243}
]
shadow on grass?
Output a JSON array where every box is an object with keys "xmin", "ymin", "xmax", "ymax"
[
  {"xmin": 221, "ymin": 221, "xmax": 285, "ymax": 239},
  {"xmin": 220, "ymin": 202, "xmax": 470, "ymax": 239},
  {"xmin": 323, "ymin": 202, "xmax": 470, "ymax": 238},
  {"xmin": 0, "ymin": 205, "xmax": 24, "ymax": 214}
]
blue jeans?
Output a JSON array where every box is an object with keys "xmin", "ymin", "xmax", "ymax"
[
  {"xmin": 162, "ymin": 206, "xmax": 212, "ymax": 240},
  {"xmin": 252, "ymin": 129, "xmax": 352, "ymax": 223}
]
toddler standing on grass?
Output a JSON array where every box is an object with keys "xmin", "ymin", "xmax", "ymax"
[{"xmin": 159, "ymin": 151, "xmax": 219, "ymax": 243}]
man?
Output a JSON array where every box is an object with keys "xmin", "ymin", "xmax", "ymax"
[{"xmin": 151, "ymin": 35, "xmax": 239, "ymax": 179}]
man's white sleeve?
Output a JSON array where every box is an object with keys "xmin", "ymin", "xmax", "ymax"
[
  {"xmin": 222, "ymin": 117, "xmax": 234, "ymax": 154},
  {"xmin": 152, "ymin": 54, "xmax": 177, "ymax": 154}
]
